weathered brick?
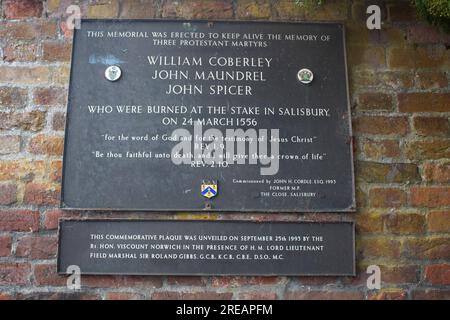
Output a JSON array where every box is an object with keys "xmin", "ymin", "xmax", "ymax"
[
  {"xmin": 0, "ymin": 263, "xmax": 30, "ymax": 285},
  {"xmin": 81, "ymin": 275, "xmax": 162, "ymax": 289},
  {"xmin": 347, "ymin": 45, "xmax": 385, "ymax": 68},
  {"xmin": 42, "ymin": 41, "xmax": 72, "ymax": 62},
  {"xmin": 356, "ymin": 92, "xmax": 393, "ymax": 111},
  {"xmin": 120, "ymin": 0, "xmax": 158, "ymax": 19},
  {"xmin": 424, "ymin": 264, "xmax": 450, "ymax": 285},
  {"xmin": 52, "ymin": 112, "xmax": 66, "ymax": 131},
  {"xmin": 0, "ymin": 135, "xmax": 20, "ymax": 155},
  {"xmin": 357, "ymin": 237, "xmax": 401, "ymax": 259},
  {"xmin": 211, "ymin": 276, "xmax": 280, "ymax": 288},
  {"xmin": 406, "ymin": 140, "xmax": 450, "ymax": 161},
  {"xmin": 0, "ymin": 21, "xmax": 57, "ymax": 41},
  {"xmin": 427, "ymin": 211, "xmax": 450, "ymax": 233},
  {"xmin": 413, "ymin": 117, "xmax": 449, "ymax": 137},
  {"xmin": 351, "ymin": 70, "xmax": 414, "ymax": 89},
  {"xmin": 369, "ymin": 188, "xmax": 407, "ymax": 208},
  {"xmin": 33, "ymin": 87, "xmax": 66, "ymax": 106},
  {"xmin": 357, "ymin": 161, "xmax": 420, "ymax": 183},
  {"xmin": 385, "ymin": 213, "xmax": 425, "ymax": 234},
  {"xmin": 388, "ymin": 46, "xmax": 449, "ymax": 69},
  {"xmin": 16, "ymin": 236, "xmax": 58, "ymax": 259},
  {"xmin": 3, "ymin": 0, "xmax": 43, "ymax": 18},
  {"xmin": 0, "ymin": 183, "xmax": 17, "ymax": 205},
  {"xmin": 166, "ymin": 276, "xmax": 205, "ymax": 286},
  {"xmin": 304, "ymin": 0, "xmax": 349, "ymax": 21},
  {"xmin": 0, "ymin": 236, "xmax": 12, "ymax": 257},
  {"xmin": 28, "ymin": 135, "xmax": 64, "ymax": 155},
  {"xmin": 33, "ymin": 263, "xmax": 66, "ymax": 286},
  {"xmin": 162, "ymin": 0, "xmax": 233, "ymax": 19},
  {"xmin": 285, "ymin": 290, "xmax": 363, "ymax": 300},
  {"xmin": 361, "ymin": 139, "xmax": 400, "ymax": 160},
  {"xmin": 152, "ymin": 291, "xmax": 232, "ymax": 300},
  {"xmin": 355, "ymin": 210, "xmax": 384, "ymax": 233},
  {"xmin": 3, "ymin": 42, "xmax": 38, "ymax": 62},
  {"xmin": 236, "ymin": 0, "xmax": 271, "ymax": 19},
  {"xmin": 0, "ymin": 209, "xmax": 39, "ymax": 231},
  {"xmin": 388, "ymin": 2, "xmax": 417, "ymax": 22},
  {"xmin": 0, "ymin": 160, "xmax": 46, "ymax": 182},
  {"xmin": 87, "ymin": 0, "xmax": 119, "ymax": 18},
  {"xmin": 422, "ymin": 161, "xmax": 450, "ymax": 183},
  {"xmin": 16, "ymin": 292, "xmax": 100, "ymax": 300},
  {"xmin": 239, "ymin": 292, "xmax": 277, "ymax": 300},
  {"xmin": 0, "ymin": 293, "xmax": 11, "ymax": 300},
  {"xmin": 43, "ymin": 209, "xmax": 80, "ymax": 230},
  {"xmin": 368, "ymin": 289, "xmax": 407, "ymax": 300},
  {"xmin": 353, "ymin": 116, "xmax": 409, "ymax": 136},
  {"xmin": 23, "ymin": 183, "xmax": 61, "ymax": 206},
  {"xmin": 407, "ymin": 24, "xmax": 442, "ymax": 44},
  {"xmin": 0, "ymin": 111, "xmax": 46, "ymax": 131},
  {"xmin": 402, "ymin": 237, "xmax": 450, "ymax": 260},
  {"xmin": 380, "ymin": 265, "xmax": 420, "ymax": 284},
  {"xmin": 106, "ymin": 292, "xmax": 143, "ymax": 300},
  {"xmin": 414, "ymin": 71, "xmax": 448, "ymax": 89},
  {"xmin": 0, "ymin": 87, "xmax": 28, "ymax": 108},
  {"xmin": 273, "ymin": 0, "xmax": 306, "ymax": 20},
  {"xmin": 0, "ymin": 66, "xmax": 52, "ymax": 85},
  {"xmin": 51, "ymin": 65, "xmax": 70, "ymax": 85},
  {"xmin": 411, "ymin": 187, "xmax": 450, "ymax": 208},
  {"xmin": 49, "ymin": 160, "xmax": 62, "ymax": 182},
  {"xmin": 399, "ymin": 93, "xmax": 450, "ymax": 112},
  {"xmin": 412, "ymin": 289, "xmax": 450, "ymax": 300}
]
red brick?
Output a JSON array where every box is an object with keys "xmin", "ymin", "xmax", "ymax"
[
  {"xmin": 0, "ymin": 87, "xmax": 28, "ymax": 108},
  {"xmin": 0, "ymin": 21, "xmax": 57, "ymax": 41},
  {"xmin": 406, "ymin": 140, "xmax": 450, "ymax": 161},
  {"xmin": 368, "ymin": 289, "xmax": 407, "ymax": 300},
  {"xmin": 399, "ymin": 93, "xmax": 450, "ymax": 112},
  {"xmin": 361, "ymin": 139, "xmax": 400, "ymax": 160},
  {"xmin": 413, "ymin": 117, "xmax": 449, "ymax": 137},
  {"xmin": 23, "ymin": 183, "xmax": 60, "ymax": 206},
  {"xmin": 211, "ymin": 276, "xmax": 280, "ymax": 287},
  {"xmin": 120, "ymin": 0, "xmax": 158, "ymax": 18},
  {"xmin": 152, "ymin": 291, "xmax": 232, "ymax": 300},
  {"xmin": 0, "ymin": 111, "xmax": 46, "ymax": 131},
  {"xmin": 236, "ymin": 0, "xmax": 271, "ymax": 19},
  {"xmin": 0, "ymin": 66, "xmax": 52, "ymax": 85},
  {"xmin": 411, "ymin": 187, "xmax": 450, "ymax": 207},
  {"xmin": 285, "ymin": 290, "xmax": 363, "ymax": 300},
  {"xmin": 369, "ymin": 188, "xmax": 407, "ymax": 208},
  {"xmin": 166, "ymin": 276, "xmax": 204, "ymax": 286},
  {"xmin": 16, "ymin": 292, "xmax": 101, "ymax": 300},
  {"xmin": 0, "ymin": 209, "xmax": 39, "ymax": 232},
  {"xmin": 106, "ymin": 292, "xmax": 143, "ymax": 300},
  {"xmin": 0, "ymin": 183, "xmax": 17, "ymax": 204},
  {"xmin": 388, "ymin": 46, "xmax": 448, "ymax": 69},
  {"xmin": 414, "ymin": 72, "xmax": 448, "ymax": 89},
  {"xmin": 82, "ymin": 275, "xmax": 162, "ymax": 289},
  {"xmin": 0, "ymin": 293, "xmax": 11, "ymax": 300},
  {"xmin": 353, "ymin": 116, "xmax": 409, "ymax": 136},
  {"xmin": 388, "ymin": 2, "xmax": 416, "ymax": 21},
  {"xmin": 380, "ymin": 265, "xmax": 420, "ymax": 284},
  {"xmin": 347, "ymin": 45, "xmax": 385, "ymax": 68},
  {"xmin": 49, "ymin": 160, "xmax": 62, "ymax": 182},
  {"xmin": 402, "ymin": 237, "xmax": 450, "ymax": 260},
  {"xmin": 16, "ymin": 236, "xmax": 57, "ymax": 259},
  {"xmin": 239, "ymin": 292, "xmax": 277, "ymax": 300},
  {"xmin": 357, "ymin": 238, "xmax": 401, "ymax": 259},
  {"xmin": 0, "ymin": 159, "xmax": 46, "ymax": 182},
  {"xmin": 42, "ymin": 41, "xmax": 72, "ymax": 62},
  {"xmin": 424, "ymin": 264, "xmax": 450, "ymax": 285},
  {"xmin": 0, "ymin": 236, "xmax": 12, "ymax": 257},
  {"xmin": 3, "ymin": 0, "xmax": 43, "ymax": 19},
  {"xmin": 43, "ymin": 209, "xmax": 80, "ymax": 230},
  {"xmin": 407, "ymin": 24, "xmax": 441, "ymax": 44},
  {"xmin": 412, "ymin": 289, "xmax": 450, "ymax": 300},
  {"xmin": 52, "ymin": 112, "xmax": 66, "ymax": 131},
  {"xmin": 357, "ymin": 161, "xmax": 420, "ymax": 183},
  {"xmin": 422, "ymin": 161, "xmax": 450, "ymax": 183},
  {"xmin": 33, "ymin": 87, "xmax": 66, "ymax": 105},
  {"xmin": 356, "ymin": 92, "xmax": 393, "ymax": 111},
  {"xmin": 0, "ymin": 263, "xmax": 30, "ymax": 285},
  {"xmin": 33, "ymin": 263, "xmax": 66, "ymax": 286},
  {"xmin": 3, "ymin": 42, "xmax": 38, "ymax": 62},
  {"xmin": 28, "ymin": 135, "xmax": 64, "ymax": 155},
  {"xmin": 427, "ymin": 211, "xmax": 450, "ymax": 233},
  {"xmin": 385, "ymin": 213, "xmax": 425, "ymax": 234}
]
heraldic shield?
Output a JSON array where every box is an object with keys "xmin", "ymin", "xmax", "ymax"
[{"xmin": 201, "ymin": 181, "xmax": 218, "ymax": 199}]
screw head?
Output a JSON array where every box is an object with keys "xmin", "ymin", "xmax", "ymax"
[
  {"xmin": 297, "ymin": 68, "xmax": 314, "ymax": 84},
  {"xmin": 105, "ymin": 65, "xmax": 122, "ymax": 82}
]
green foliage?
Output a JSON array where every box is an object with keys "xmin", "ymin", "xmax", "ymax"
[{"xmin": 413, "ymin": 0, "xmax": 450, "ymax": 33}]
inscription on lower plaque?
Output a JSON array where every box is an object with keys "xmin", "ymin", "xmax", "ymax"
[
  {"xmin": 61, "ymin": 20, "xmax": 355, "ymax": 212},
  {"xmin": 57, "ymin": 220, "xmax": 355, "ymax": 276}
]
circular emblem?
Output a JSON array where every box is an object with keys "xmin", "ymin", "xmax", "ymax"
[
  {"xmin": 105, "ymin": 65, "xmax": 122, "ymax": 82},
  {"xmin": 297, "ymin": 68, "xmax": 314, "ymax": 84}
]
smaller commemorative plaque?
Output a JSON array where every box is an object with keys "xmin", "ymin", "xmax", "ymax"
[{"xmin": 58, "ymin": 220, "xmax": 355, "ymax": 276}]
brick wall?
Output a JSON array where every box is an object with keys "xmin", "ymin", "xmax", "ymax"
[{"xmin": 0, "ymin": 0, "xmax": 449, "ymax": 300}]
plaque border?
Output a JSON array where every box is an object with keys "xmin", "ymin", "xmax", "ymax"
[
  {"xmin": 56, "ymin": 218, "xmax": 356, "ymax": 276},
  {"xmin": 60, "ymin": 19, "xmax": 356, "ymax": 213}
]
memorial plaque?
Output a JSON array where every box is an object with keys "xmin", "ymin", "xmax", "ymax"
[
  {"xmin": 62, "ymin": 20, "xmax": 355, "ymax": 211},
  {"xmin": 58, "ymin": 220, "xmax": 355, "ymax": 276}
]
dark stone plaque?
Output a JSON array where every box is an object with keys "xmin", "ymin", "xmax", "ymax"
[
  {"xmin": 62, "ymin": 20, "xmax": 355, "ymax": 212},
  {"xmin": 58, "ymin": 220, "xmax": 355, "ymax": 276}
]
